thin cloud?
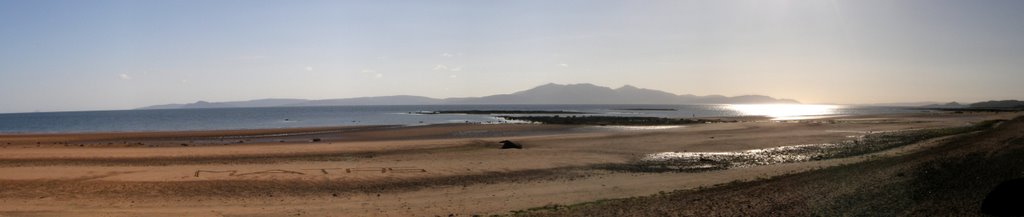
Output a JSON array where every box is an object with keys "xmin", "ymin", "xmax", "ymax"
[
  {"xmin": 305, "ymin": 66, "xmax": 314, "ymax": 71},
  {"xmin": 235, "ymin": 55, "xmax": 269, "ymax": 60},
  {"xmin": 558, "ymin": 63, "xmax": 569, "ymax": 68},
  {"xmin": 441, "ymin": 53, "xmax": 454, "ymax": 57},
  {"xmin": 449, "ymin": 74, "xmax": 458, "ymax": 78},
  {"xmin": 433, "ymin": 64, "xmax": 463, "ymax": 71},
  {"xmin": 119, "ymin": 74, "xmax": 132, "ymax": 80},
  {"xmin": 361, "ymin": 69, "xmax": 382, "ymax": 79}
]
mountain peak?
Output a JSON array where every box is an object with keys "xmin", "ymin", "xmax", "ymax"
[
  {"xmin": 453, "ymin": 83, "xmax": 797, "ymax": 105},
  {"xmin": 617, "ymin": 85, "xmax": 639, "ymax": 90},
  {"xmin": 548, "ymin": 83, "xmax": 602, "ymax": 88},
  {"xmin": 517, "ymin": 83, "xmax": 611, "ymax": 93},
  {"xmin": 538, "ymin": 82, "xmax": 561, "ymax": 87},
  {"xmin": 536, "ymin": 83, "xmax": 603, "ymax": 87}
]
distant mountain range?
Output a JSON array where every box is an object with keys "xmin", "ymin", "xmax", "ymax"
[
  {"xmin": 856, "ymin": 102, "xmax": 958, "ymax": 107},
  {"xmin": 137, "ymin": 83, "xmax": 800, "ymax": 110},
  {"xmin": 920, "ymin": 102, "xmax": 967, "ymax": 109},
  {"xmin": 854, "ymin": 100, "xmax": 1024, "ymax": 109},
  {"xmin": 968, "ymin": 100, "xmax": 1024, "ymax": 109}
]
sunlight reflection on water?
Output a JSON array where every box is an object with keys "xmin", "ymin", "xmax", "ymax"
[{"xmin": 728, "ymin": 104, "xmax": 840, "ymax": 120}]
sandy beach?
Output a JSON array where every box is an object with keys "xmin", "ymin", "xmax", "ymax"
[{"xmin": 0, "ymin": 111, "xmax": 1020, "ymax": 216}]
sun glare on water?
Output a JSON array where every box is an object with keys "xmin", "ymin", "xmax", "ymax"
[{"xmin": 729, "ymin": 104, "xmax": 840, "ymax": 120}]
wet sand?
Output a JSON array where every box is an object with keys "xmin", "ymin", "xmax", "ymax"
[
  {"xmin": 522, "ymin": 114, "xmax": 1024, "ymax": 216},
  {"xmin": 0, "ymin": 111, "xmax": 1019, "ymax": 216}
]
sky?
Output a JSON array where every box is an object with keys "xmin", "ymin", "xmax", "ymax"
[{"xmin": 1, "ymin": 0, "xmax": 1023, "ymax": 113}]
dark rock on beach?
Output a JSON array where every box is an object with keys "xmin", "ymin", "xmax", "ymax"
[{"xmin": 499, "ymin": 140, "xmax": 523, "ymax": 149}]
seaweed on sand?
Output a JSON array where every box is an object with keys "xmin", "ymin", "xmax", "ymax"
[{"xmin": 599, "ymin": 120, "xmax": 1002, "ymax": 173}]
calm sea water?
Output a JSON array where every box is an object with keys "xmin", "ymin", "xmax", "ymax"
[{"xmin": 0, "ymin": 105, "xmax": 915, "ymax": 133}]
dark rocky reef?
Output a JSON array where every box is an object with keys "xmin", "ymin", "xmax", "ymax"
[{"xmin": 416, "ymin": 110, "xmax": 590, "ymax": 115}]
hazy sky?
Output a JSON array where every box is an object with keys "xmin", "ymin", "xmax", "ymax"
[{"xmin": 2, "ymin": 0, "xmax": 1023, "ymax": 113}]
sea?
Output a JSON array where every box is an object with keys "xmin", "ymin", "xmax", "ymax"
[{"xmin": 0, "ymin": 104, "xmax": 917, "ymax": 133}]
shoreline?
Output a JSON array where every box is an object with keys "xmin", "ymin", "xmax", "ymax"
[{"xmin": 0, "ymin": 114, "xmax": 776, "ymax": 136}]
